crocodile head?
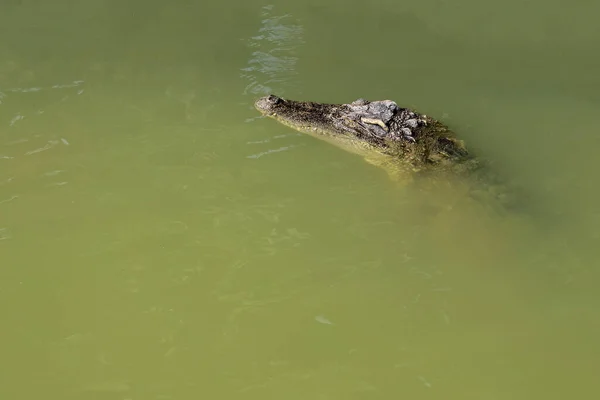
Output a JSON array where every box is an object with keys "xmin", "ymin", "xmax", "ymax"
[
  {"xmin": 255, "ymin": 94, "xmax": 469, "ymax": 162},
  {"xmin": 254, "ymin": 95, "xmax": 525, "ymax": 214}
]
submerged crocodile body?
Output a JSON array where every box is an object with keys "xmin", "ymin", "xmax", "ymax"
[{"xmin": 255, "ymin": 95, "xmax": 519, "ymax": 211}]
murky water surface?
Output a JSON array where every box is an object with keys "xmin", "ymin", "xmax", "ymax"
[{"xmin": 1, "ymin": 1, "xmax": 600, "ymax": 399}]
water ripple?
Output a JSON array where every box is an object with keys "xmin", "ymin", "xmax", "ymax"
[
  {"xmin": 1, "ymin": 80, "xmax": 85, "ymax": 128},
  {"xmin": 246, "ymin": 144, "xmax": 303, "ymax": 159},
  {"xmin": 24, "ymin": 140, "xmax": 60, "ymax": 155},
  {"xmin": 241, "ymin": 5, "xmax": 305, "ymax": 98}
]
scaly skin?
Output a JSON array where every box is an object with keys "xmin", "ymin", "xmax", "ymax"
[{"xmin": 254, "ymin": 95, "xmax": 517, "ymax": 211}]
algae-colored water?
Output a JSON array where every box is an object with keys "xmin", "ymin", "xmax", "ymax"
[{"xmin": 1, "ymin": 1, "xmax": 599, "ymax": 399}]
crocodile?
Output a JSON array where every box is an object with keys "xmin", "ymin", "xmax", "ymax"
[{"xmin": 254, "ymin": 94, "xmax": 519, "ymax": 212}]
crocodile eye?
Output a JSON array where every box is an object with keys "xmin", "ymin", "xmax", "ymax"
[{"xmin": 267, "ymin": 95, "xmax": 281, "ymax": 104}]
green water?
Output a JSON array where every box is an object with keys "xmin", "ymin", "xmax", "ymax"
[{"xmin": 1, "ymin": 1, "xmax": 600, "ymax": 399}]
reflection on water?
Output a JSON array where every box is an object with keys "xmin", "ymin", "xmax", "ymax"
[
  {"xmin": 0, "ymin": 77, "xmax": 85, "ymax": 224},
  {"xmin": 241, "ymin": 5, "xmax": 306, "ymax": 159},
  {"xmin": 0, "ymin": 79, "xmax": 84, "ymax": 127},
  {"xmin": 241, "ymin": 5, "xmax": 305, "ymax": 98}
]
